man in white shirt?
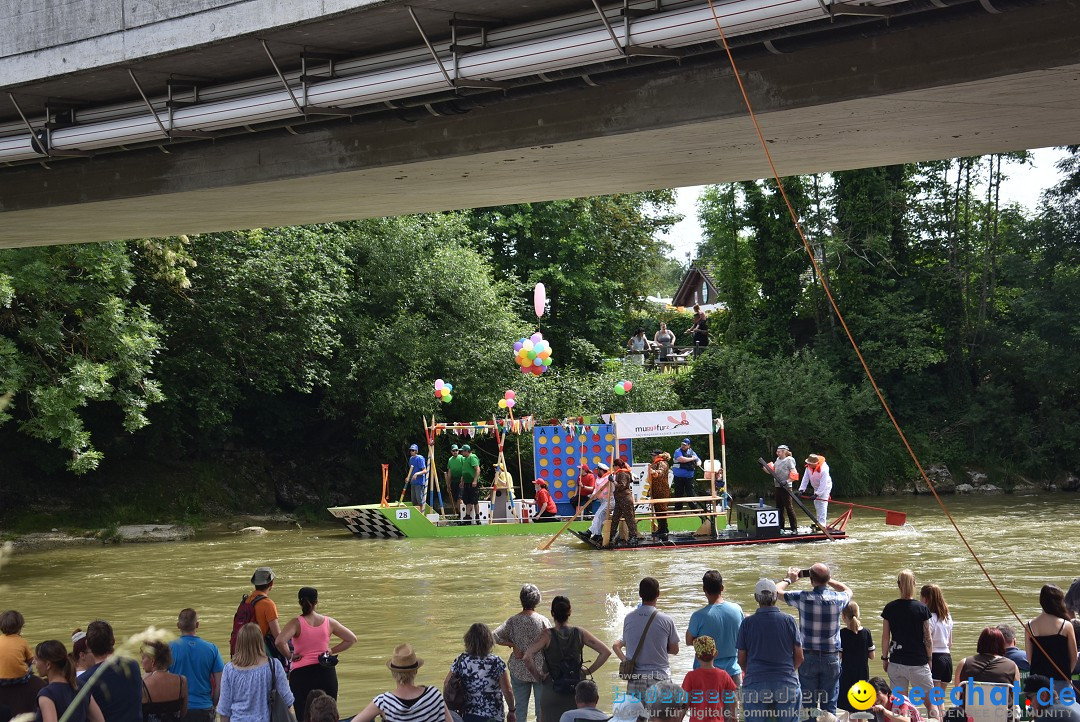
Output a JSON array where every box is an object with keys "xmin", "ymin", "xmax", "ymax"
[{"xmin": 614, "ymin": 577, "xmax": 680, "ymax": 701}]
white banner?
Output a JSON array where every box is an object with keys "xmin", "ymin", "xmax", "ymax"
[{"xmin": 614, "ymin": 409, "xmax": 714, "ymax": 439}]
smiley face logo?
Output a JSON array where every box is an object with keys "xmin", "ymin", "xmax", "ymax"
[{"xmin": 847, "ymin": 680, "xmax": 876, "ymax": 711}]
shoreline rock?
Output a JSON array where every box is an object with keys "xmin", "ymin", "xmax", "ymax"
[{"xmin": 8, "ymin": 524, "xmax": 194, "ymax": 553}]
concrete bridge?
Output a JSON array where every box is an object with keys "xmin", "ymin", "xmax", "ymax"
[{"xmin": 1, "ymin": 0, "xmax": 1078, "ymax": 247}]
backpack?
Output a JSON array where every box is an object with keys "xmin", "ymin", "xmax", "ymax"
[
  {"xmin": 229, "ymin": 593, "xmax": 268, "ymax": 655},
  {"xmin": 547, "ymin": 628, "xmax": 583, "ymax": 696}
]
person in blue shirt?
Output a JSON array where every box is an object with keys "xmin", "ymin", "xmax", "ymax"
[
  {"xmin": 671, "ymin": 439, "xmax": 700, "ymax": 511},
  {"xmin": 407, "ymin": 444, "xmax": 427, "ymax": 509},
  {"xmin": 686, "ymin": 571, "xmax": 744, "ymax": 684},
  {"xmin": 737, "ymin": 579, "xmax": 803, "ymax": 722},
  {"xmin": 169, "ymin": 609, "xmax": 225, "ymax": 722}
]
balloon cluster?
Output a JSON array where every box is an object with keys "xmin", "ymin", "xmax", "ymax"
[
  {"xmin": 613, "ymin": 380, "xmax": 633, "ymax": 396},
  {"xmin": 498, "ymin": 390, "xmax": 516, "ymax": 410},
  {"xmin": 514, "ymin": 333, "xmax": 552, "ymax": 375},
  {"xmin": 434, "ymin": 378, "xmax": 453, "ymax": 403}
]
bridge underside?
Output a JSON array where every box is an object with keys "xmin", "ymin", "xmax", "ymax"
[{"xmin": 1, "ymin": 0, "xmax": 1078, "ymax": 247}]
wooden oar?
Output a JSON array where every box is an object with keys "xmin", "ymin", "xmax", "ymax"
[
  {"xmin": 828, "ymin": 498, "xmax": 906, "ymax": 525},
  {"xmin": 782, "ymin": 484, "xmax": 836, "ymax": 540},
  {"xmin": 536, "ymin": 498, "xmax": 592, "ymax": 550}
]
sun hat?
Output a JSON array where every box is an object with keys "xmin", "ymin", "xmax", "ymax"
[
  {"xmin": 596, "ymin": 462, "xmax": 610, "ymax": 472},
  {"xmin": 693, "ymin": 635, "xmax": 717, "ymax": 659},
  {"xmin": 805, "ymin": 454, "xmax": 821, "ymax": 465},
  {"xmin": 755, "ymin": 578, "xmax": 777, "ymax": 595},
  {"xmin": 251, "ymin": 567, "xmax": 276, "ymax": 585},
  {"xmin": 450, "ymin": 444, "xmax": 459, "ymax": 451},
  {"xmin": 409, "ymin": 443, "xmax": 419, "ymax": 451},
  {"xmin": 387, "ymin": 643, "xmax": 424, "ymax": 670}
]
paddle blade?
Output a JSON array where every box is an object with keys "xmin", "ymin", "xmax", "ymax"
[{"xmin": 885, "ymin": 510, "xmax": 907, "ymax": 526}]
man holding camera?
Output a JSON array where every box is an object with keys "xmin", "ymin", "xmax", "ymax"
[{"xmin": 775, "ymin": 563, "xmax": 853, "ymax": 716}]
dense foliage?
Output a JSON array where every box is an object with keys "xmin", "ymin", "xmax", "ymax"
[{"xmin": 1, "ymin": 153, "xmax": 1077, "ymax": 523}]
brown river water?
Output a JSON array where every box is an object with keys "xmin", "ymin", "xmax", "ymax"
[{"xmin": 3, "ymin": 494, "xmax": 1077, "ymax": 716}]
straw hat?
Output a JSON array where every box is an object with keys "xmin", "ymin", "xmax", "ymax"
[
  {"xmin": 387, "ymin": 643, "xmax": 423, "ymax": 670},
  {"xmin": 805, "ymin": 454, "xmax": 821, "ymax": 466}
]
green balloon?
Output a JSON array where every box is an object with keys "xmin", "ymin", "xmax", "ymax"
[
  {"xmin": 614, "ymin": 385, "xmax": 626, "ymax": 395},
  {"xmin": 444, "ymin": 394, "xmax": 453, "ymax": 403}
]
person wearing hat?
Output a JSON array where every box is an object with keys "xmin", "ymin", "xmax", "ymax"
[
  {"xmin": 460, "ymin": 445, "xmax": 482, "ymax": 525},
  {"xmin": 671, "ymin": 439, "xmax": 701, "ymax": 511},
  {"xmin": 245, "ymin": 567, "xmax": 292, "ymax": 662},
  {"xmin": 649, "ymin": 450, "xmax": 673, "ymax": 540},
  {"xmin": 586, "ymin": 462, "xmax": 613, "ymax": 542},
  {"xmin": 608, "ymin": 458, "xmax": 640, "ymax": 547},
  {"xmin": 763, "ymin": 445, "xmax": 799, "ymax": 533},
  {"xmin": 798, "ymin": 454, "xmax": 832, "ymax": 525},
  {"xmin": 1023, "ymin": 674, "xmax": 1080, "ymax": 721},
  {"xmin": 736, "ymin": 579, "xmax": 803, "ymax": 722},
  {"xmin": 681, "ymin": 635, "xmax": 737, "ymax": 722},
  {"xmin": 489, "ymin": 463, "xmax": 515, "ymax": 523},
  {"xmin": 571, "ymin": 460, "xmax": 596, "ymax": 514},
  {"xmin": 445, "ymin": 444, "xmax": 465, "ymax": 512},
  {"xmin": 352, "ymin": 644, "xmax": 451, "ymax": 722},
  {"xmin": 407, "ymin": 443, "xmax": 428, "ymax": 510},
  {"xmin": 532, "ymin": 477, "xmax": 559, "ymax": 522},
  {"xmin": 276, "ymin": 587, "xmax": 357, "ymax": 722}
]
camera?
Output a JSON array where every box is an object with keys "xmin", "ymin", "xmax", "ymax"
[{"xmin": 797, "ymin": 569, "xmax": 811, "ymax": 578}]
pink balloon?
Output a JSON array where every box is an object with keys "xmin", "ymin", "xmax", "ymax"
[
  {"xmin": 533, "ymin": 283, "xmax": 547, "ymax": 319},
  {"xmin": 505, "ymin": 390, "xmax": 516, "ymax": 400},
  {"xmin": 434, "ymin": 379, "xmax": 444, "ymax": 390},
  {"xmin": 624, "ymin": 381, "xmax": 633, "ymax": 391},
  {"xmin": 506, "ymin": 399, "xmax": 516, "ymax": 408},
  {"xmin": 530, "ymin": 333, "xmax": 542, "ymax": 343}
]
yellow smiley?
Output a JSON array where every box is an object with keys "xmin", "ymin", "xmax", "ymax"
[{"xmin": 847, "ymin": 680, "xmax": 876, "ymax": 711}]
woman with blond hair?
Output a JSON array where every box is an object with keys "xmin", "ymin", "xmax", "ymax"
[
  {"xmin": 881, "ymin": 570, "xmax": 938, "ymax": 719},
  {"xmin": 217, "ymin": 623, "xmax": 293, "ymax": 722},
  {"xmin": 352, "ymin": 644, "xmax": 450, "ymax": 722},
  {"xmin": 921, "ymin": 584, "xmax": 954, "ymax": 693},
  {"xmin": 838, "ymin": 602, "xmax": 876, "ymax": 715}
]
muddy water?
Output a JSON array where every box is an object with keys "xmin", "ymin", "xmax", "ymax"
[{"xmin": 3, "ymin": 493, "xmax": 1077, "ymax": 715}]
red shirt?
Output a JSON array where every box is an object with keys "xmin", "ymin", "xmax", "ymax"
[
  {"xmin": 535, "ymin": 487, "xmax": 557, "ymax": 514},
  {"xmin": 577, "ymin": 471, "xmax": 596, "ymax": 496},
  {"xmin": 682, "ymin": 667, "xmax": 737, "ymax": 721}
]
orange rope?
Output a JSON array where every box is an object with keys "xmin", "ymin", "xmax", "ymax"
[{"xmin": 702, "ymin": 0, "xmax": 1072, "ymax": 680}]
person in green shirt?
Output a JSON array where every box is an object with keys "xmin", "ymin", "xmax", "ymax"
[
  {"xmin": 460, "ymin": 445, "xmax": 482, "ymax": 525},
  {"xmin": 445, "ymin": 444, "xmax": 466, "ymax": 513}
]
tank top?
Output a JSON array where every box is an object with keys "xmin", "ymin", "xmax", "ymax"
[
  {"xmin": 142, "ymin": 678, "xmax": 185, "ymax": 722},
  {"xmin": 656, "ymin": 330, "xmax": 673, "ymax": 347},
  {"xmin": 292, "ymin": 615, "xmax": 332, "ymax": 670},
  {"xmin": 1027, "ymin": 620, "xmax": 1072, "ymax": 680},
  {"xmin": 542, "ymin": 626, "xmax": 583, "ymax": 686},
  {"xmin": 37, "ymin": 682, "xmax": 89, "ymax": 722}
]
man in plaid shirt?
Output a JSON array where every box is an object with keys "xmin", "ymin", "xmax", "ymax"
[{"xmin": 775, "ymin": 563, "xmax": 853, "ymax": 715}]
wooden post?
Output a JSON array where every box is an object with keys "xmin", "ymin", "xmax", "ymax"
[
  {"xmin": 721, "ymin": 415, "xmax": 731, "ymax": 526},
  {"xmin": 708, "ymin": 418, "xmax": 718, "ymax": 539}
]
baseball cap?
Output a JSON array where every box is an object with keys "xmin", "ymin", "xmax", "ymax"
[
  {"xmin": 408, "ymin": 443, "xmax": 418, "ymax": 451},
  {"xmin": 461, "ymin": 444, "xmax": 471, "ymax": 451},
  {"xmin": 681, "ymin": 438, "xmax": 691, "ymax": 444},
  {"xmin": 777, "ymin": 444, "xmax": 790, "ymax": 451},
  {"xmin": 251, "ymin": 567, "xmax": 276, "ymax": 585},
  {"xmin": 450, "ymin": 444, "xmax": 459, "ymax": 451},
  {"xmin": 755, "ymin": 578, "xmax": 777, "ymax": 595}
]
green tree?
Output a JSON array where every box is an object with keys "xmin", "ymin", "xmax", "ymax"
[
  {"xmin": 696, "ymin": 184, "xmax": 756, "ymax": 338},
  {"xmin": 468, "ymin": 192, "xmax": 679, "ymax": 365},
  {"xmin": 0, "ymin": 242, "xmax": 164, "ymax": 473}
]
